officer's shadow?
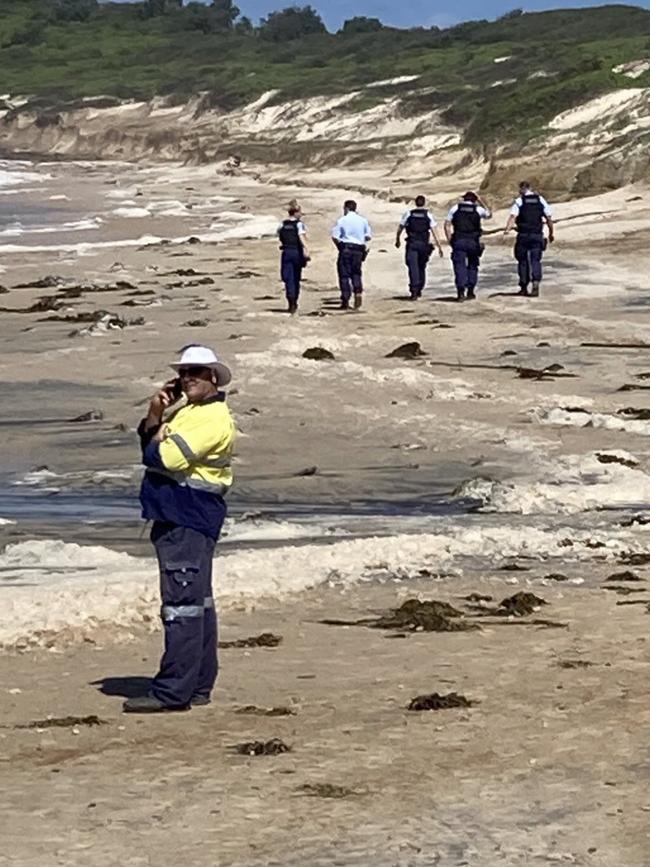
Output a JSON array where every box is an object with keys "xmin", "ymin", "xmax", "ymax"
[
  {"xmin": 91, "ymin": 676, "xmax": 152, "ymax": 698},
  {"xmin": 430, "ymin": 294, "xmax": 466, "ymax": 303}
]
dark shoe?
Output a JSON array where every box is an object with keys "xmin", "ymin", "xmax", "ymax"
[
  {"xmin": 191, "ymin": 694, "xmax": 211, "ymax": 707},
  {"xmin": 517, "ymin": 287, "xmax": 529, "ymax": 296},
  {"xmin": 457, "ymin": 291, "xmax": 465, "ymax": 302},
  {"xmin": 353, "ymin": 293, "xmax": 363, "ymax": 309},
  {"xmin": 466, "ymin": 290, "xmax": 476, "ymax": 300},
  {"xmin": 287, "ymin": 302, "xmax": 298, "ymax": 315},
  {"xmin": 530, "ymin": 282, "xmax": 540, "ymax": 297},
  {"xmin": 122, "ymin": 695, "xmax": 190, "ymax": 714},
  {"xmin": 339, "ymin": 300, "xmax": 350, "ymax": 310}
]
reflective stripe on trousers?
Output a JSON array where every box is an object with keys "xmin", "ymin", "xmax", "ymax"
[{"xmin": 150, "ymin": 522, "xmax": 219, "ymax": 707}]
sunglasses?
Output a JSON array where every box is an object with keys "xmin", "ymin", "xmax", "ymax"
[{"xmin": 177, "ymin": 366, "xmax": 209, "ymax": 378}]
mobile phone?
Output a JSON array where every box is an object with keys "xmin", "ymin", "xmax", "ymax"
[{"xmin": 165, "ymin": 378, "xmax": 183, "ymax": 401}]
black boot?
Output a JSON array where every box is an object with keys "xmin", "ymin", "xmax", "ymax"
[
  {"xmin": 340, "ymin": 299, "xmax": 350, "ymax": 310},
  {"xmin": 466, "ymin": 289, "xmax": 476, "ymax": 300},
  {"xmin": 517, "ymin": 286, "xmax": 529, "ymax": 296},
  {"xmin": 530, "ymin": 281, "xmax": 540, "ymax": 297},
  {"xmin": 122, "ymin": 695, "xmax": 190, "ymax": 714},
  {"xmin": 457, "ymin": 290, "xmax": 465, "ymax": 302},
  {"xmin": 287, "ymin": 301, "xmax": 298, "ymax": 315},
  {"xmin": 353, "ymin": 293, "xmax": 363, "ymax": 309}
]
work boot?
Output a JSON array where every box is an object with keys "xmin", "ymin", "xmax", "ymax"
[
  {"xmin": 287, "ymin": 302, "xmax": 298, "ymax": 315},
  {"xmin": 517, "ymin": 287, "xmax": 529, "ymax": 296},
  {"xmin": 530, "ymin": 281, "xmax": 540, "ymax": 297},
  {"xmin": 339, "ymin": 300, "xmax": 350, "ymax": 310},
  {"xmin": 122, "ymin": 695, "xmax": 190, "ymax": 714},
  {"xmin": 457, "ymin": 290, "xmax": 465, "ymax": 303},
  {"xmin": 353, "ymin": 293, "xmax": 363, "ymax": 310},
  {"xmin": 466, "ymin": 289, "xmax": 476, "ymax": 300}
]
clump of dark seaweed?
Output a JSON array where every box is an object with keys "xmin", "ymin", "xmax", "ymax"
[
  {"xmin": 219, "ymin": 633, "xmax": 282, "ymax": 648},
  {"xmin": 298, "ymin": 783, "xmax": 360, "ymax": 799},
  {"xmin": 233, "ymin": 738, "xmax": 291, "ymax": 756},
  {"xmin": 235, "ymin": 706, "xmax": 295, "ymax": 717},
  {"xmin": 18, "ymin": 715, "xmax": 106, "ymax": 730},
  {"xmin": 386, "ymin": 341, "xmax": 428, "ymax": 359},
  {"xmin": 408, "ymin": 692, "xmax": 475, "ymax": 712},
  {"xmin": 496, "ymin": 592, "xmax": 547, "ymax": 616},
  {"xmin": 321, "ymin": 598, "xmax": 479, "ymax": 632},
  {"xmin": 557, "ymin": 660, "xmax": 594, "ymax": 669},
  {"xmin": 605, "ymin": 571, "xmax": 643, "ymax": 583},
  {"xmin": 302, "ymin": 347, "xmax": 335, "ymax": 360}
]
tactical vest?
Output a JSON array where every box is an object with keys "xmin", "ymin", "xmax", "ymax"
[
  {"xmin": 405, "ymin": 208, "xmax": 431, "ymax": 244},
  {"xmin": 516, "ymin": 194, "xmax": 544, "ymax": 234},
  {"xmin": 279, "ymin": 219, "xmax": 300, "ymax": 249},
  {"xmin": 452, "ymin": 202, "xmax": 481, "ymax": 238}
]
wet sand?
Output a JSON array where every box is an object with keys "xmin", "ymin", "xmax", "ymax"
[{"xmin": 1, "ymin": 161, "xmax": 650, "ymax": 863}]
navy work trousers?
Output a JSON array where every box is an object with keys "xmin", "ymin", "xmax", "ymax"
[
  {"xmin": 337, "ymin": 245, "xmax": 364, "ymax": 302},
  {"xmin": 280, "ymin": 248, "xmax": 304, "ymax": 305},
  {"xmin": 451, "ymin": 236, "xmax": 482, "ymax": 294},
  {"xmin": 514, "ymin": 232, "xmax": 544, "ymax": 289},
  {"xmin": 150, "ymin": 522, "xmax": 218, "ymax": 708},
  {"xmin": 405, "ymin": 241, "xmax": 431, "ymax": 297}
]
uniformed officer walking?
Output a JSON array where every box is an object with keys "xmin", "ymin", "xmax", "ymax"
[
  {"xmin": 395, "ymin": 195, "xmax": 443, "ymax": 299},
  {"xmin": 331, "ymin": 200, "xmax": 372, "ymax": 310},
  {"xmin": 444, "ymin": 191, "xmax": 492, "ymax": 301},
  {"xmin": 124, "ymin": 344, "xmax": 235, "ymax": 713},
  {"xmin": 504, "ymin": 181, "xmax": 554, "ymax": 297},
  {"xmin": 277, "ymin": 204, "xmax": 310, "ymax": 315}
]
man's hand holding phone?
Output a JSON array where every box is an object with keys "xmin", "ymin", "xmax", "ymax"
[{"xmin": 149, "ymin": 378, "xmax": 181, "ymax": 417}]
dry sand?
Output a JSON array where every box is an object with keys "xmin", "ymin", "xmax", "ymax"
[{"xmin": 1, "ymin": 160, "xmax": 650, "ymax": 865}]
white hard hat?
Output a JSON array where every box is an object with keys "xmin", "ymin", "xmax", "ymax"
[{"xmin": 170, "ymin": 344, "xmax": 232, "ymax": 387}]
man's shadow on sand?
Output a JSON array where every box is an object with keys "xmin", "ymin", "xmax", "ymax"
[{"xmin": 91, "ymin": 676, "xmax": 152, "ymax": 698}]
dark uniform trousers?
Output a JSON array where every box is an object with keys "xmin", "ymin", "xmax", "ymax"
[
  {"xmin": 337, "ymin": 244, "xmax": 365, "ymax": 302},
  {"xmin": 451, "ymin": 236, "xmax": 482, "ymax": 293},
  {"xmin": 280, "ymin": 248, "xmax": 304, "ymax": 305},
  {"xmin": 514, "ymin": 232, "xmax": 545, "ymax": 289},
  {"xmin": 150, "ymin": 522, "xmax": 217, "ymax": 708},
  {"xmin": 405, "ymin": 241, "xmax": 430, "ymax": 297}
]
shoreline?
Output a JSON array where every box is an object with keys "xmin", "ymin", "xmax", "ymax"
[{"xmin": 0, "ymin": 158, "xmax": 649, "ymax": 651}]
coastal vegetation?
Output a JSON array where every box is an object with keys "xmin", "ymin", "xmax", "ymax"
[{"xmin": 1, "ymin": 1, "xmax": 650, "ymax": 142}]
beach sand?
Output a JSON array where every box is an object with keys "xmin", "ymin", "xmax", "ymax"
[
  {"xmin": 0, "ymin": 160, "xmax": 650, "ymax": 864},
  {"xmin": 3, "ymin": 576, "xmax": 650, "ymax": 866}
]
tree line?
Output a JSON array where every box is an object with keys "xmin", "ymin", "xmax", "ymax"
[{"xmin": 45, "ymin": 0, "xmax": 388, "ymax": 40}]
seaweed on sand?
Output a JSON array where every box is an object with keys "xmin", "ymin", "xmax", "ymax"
[
  {"xmin": 496, "ymin": 592, "xmax": 547, "ymax": 616},
  {"xmin": 408, "ymin": 692, "xmax": 475, "ymax": 711},
  {"xmin": 219, "ymin": 633, "xmax": 282, "ymax": 648},
  {"xmin": 321, "ymin": 599, "xmax": 479, "ymax": 633},
  {"xmin": 235, "ymin": 706, "xmax": 295, "ymax": 717},
  {"xmin": 233, "ymin": 738, "xmax": 291, "ymax": 756},
  {"xmin": 298, "ymin": 783, "xmax": 361, "ymax": 798},
  {"xmin": 17, "ymin": 715, "xmax": 107, "ymax": 729}
]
